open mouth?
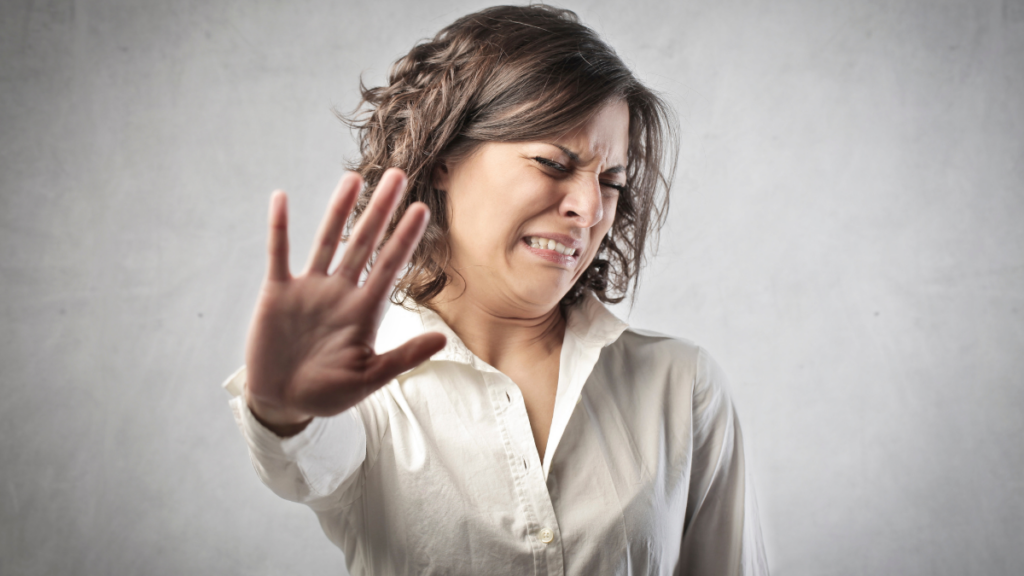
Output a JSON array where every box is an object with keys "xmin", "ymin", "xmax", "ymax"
[{"xmin": 524, "ymin": 236, "xmax": 578, "ymax": 256}]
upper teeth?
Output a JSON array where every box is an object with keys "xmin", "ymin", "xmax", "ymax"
[{"xmin": 527, "ymin": 236, "xmax": 576, "ymax": 256}]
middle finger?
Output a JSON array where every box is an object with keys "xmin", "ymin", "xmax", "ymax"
[
  {"xmin": 336, "ymin": 168, "xmax": 407, "ymax": 283},
  {"xmin": 304, "ymin": 172, "xmax": 362, "ymax": 275}
]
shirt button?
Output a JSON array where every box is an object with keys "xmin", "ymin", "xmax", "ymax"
[{"xmin": 538, "ymin": 528, "xmax": 554, "ymax": 544}]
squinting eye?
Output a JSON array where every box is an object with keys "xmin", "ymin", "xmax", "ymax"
[
  {"xmin": 601, "ymin": 182, "xmax": 626, "ymax": 195},
  {"xmin": 533, "ymin": 157, "xmax": 567, "ymax": 172},
  {"xmin": 535, "ymin": 155, "xmax": 625, "ymax": 195}
]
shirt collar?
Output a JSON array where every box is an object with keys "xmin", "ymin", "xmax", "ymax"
[
  {"xmin": 375, "ymin": 291, "xmax": 629, "ymax": 371},
  {"xmin": 564, "ymin": 290, "xmax": 630, "ymax": 349}
]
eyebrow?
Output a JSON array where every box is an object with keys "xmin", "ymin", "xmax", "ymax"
[{"xmin": 550, "ymin": 143, "xmax": 626, "ymax": 175}]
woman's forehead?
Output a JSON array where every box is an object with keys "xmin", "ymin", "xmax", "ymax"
[{"xmin": 543, "ymin": 101, "xmax": 630, "ymax": 164}]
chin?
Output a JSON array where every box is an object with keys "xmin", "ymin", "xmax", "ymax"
[{"xmin": 508, "ymin": 281, "xmax": 571, "ymax": 312}]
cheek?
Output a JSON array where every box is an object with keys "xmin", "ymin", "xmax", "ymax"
[
  {"xmin": 597, "ymin": 198, "xmax": 618, "ymax": 239},
  {"xmin": 584, "ymin": 202, "xmax": 618, "ymax": 261},
  {"xmin": 448, "ymin": 197, "xmax": 521, "ymax": 261}
]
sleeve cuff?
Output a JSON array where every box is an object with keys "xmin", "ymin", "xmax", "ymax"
[
  {"xmin": 224, "ymin": 367, "xmax": 367, "ymax": 497},
  {"xmin": 222, "ymin": 365, "xmax": 247, "ymax": 398}
]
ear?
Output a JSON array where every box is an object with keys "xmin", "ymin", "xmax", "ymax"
[{"xmin": 431, "ymin": 161, "xmax": 450, "ymax": 191}]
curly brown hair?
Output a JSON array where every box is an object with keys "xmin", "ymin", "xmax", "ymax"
[{"xmin": 341, "ymin": 4, "xmax": 677, "ymax": 310}]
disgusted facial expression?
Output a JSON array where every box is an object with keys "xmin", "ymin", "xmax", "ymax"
[{"xmin": 434, "ymin": 99, "xmax": 630, "ymax": 316}]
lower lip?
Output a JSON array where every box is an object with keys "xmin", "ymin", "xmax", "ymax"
[{"xmin": 521, "ymin": 238, "xmax": 579, "ymax": 266}]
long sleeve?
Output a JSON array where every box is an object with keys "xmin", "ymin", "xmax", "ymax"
[
  {"xmin": 678, "ymin": 348, "xmax": 769, "ymax": 575},
  {"xmin": 224, "ymin": 367, "xmax": 367, "ymax": 512}
]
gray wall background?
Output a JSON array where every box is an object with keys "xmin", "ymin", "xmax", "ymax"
[{"xmin": 2, "ymin": 0, "xmax": 1022, "ymax": 574}]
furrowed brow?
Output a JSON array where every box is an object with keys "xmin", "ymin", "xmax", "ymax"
[
  {"xmin": 551, "ymin": 144, "xmax": 581, "ymax": 163},
  {"xmin": 549, "ymin": 143, "xmax": 626, "ymax": 175}
]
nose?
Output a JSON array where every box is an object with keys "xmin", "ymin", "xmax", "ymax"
[{"xmin": 559, "ymin": 174, "xmax": 604, "ymax": 228}]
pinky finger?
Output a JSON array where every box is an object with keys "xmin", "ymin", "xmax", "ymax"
[{"xmin": 267, "ymin": 190, "xmax": 291, "ymax": 281}]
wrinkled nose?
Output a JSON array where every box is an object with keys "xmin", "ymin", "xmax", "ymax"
[{"xmin": 560, "ymin": 175, "xmax": 604, "ymax": 228}]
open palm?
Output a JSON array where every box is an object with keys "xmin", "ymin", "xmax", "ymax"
[{"xmin": 244, "ymin": 169, "xmax": 446, "ymax": 434}]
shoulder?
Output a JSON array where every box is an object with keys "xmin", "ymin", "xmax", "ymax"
[
  {"xmin": 616, "ymin": 326, "xmax": 700, "ymax": 357},
  {"xmin": 601, "ymin": 327, "xmax": 730, "ymax": 398},
  {"xmin": 606, "ymin": 326, "xmax": 703, "ymax": 373}
]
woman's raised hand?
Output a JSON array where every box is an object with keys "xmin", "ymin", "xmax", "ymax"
[{"xmin": 243, "ymin": 168, "xmax": 447, "ymax": 436}]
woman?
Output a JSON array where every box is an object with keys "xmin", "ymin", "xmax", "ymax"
[{"xmin": 225, "ymin": 5, "xmax": 767, "ymax": 575}]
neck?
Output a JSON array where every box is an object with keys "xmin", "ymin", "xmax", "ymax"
[{"xmin": 429, "ymin": 288, "xmax": 566, "ymax": 370}]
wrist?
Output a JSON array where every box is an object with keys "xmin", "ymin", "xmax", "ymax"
[{"xmin": 244, "ymin": 389, "xmax": 313, "ymax": 437}]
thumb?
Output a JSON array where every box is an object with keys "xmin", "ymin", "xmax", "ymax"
[{"xmin": 365, "ymin": 332, "xmax": 447, "ymax": 385}]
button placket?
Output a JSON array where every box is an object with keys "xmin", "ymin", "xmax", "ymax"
[{"xmin": 486, "ymin": 371, "xmax": 565, "ymax": 574}]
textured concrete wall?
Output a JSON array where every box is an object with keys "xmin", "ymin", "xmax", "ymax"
[{"xmin": 2, "ymin": 0, "xmax": 1022, "ymax": 574}]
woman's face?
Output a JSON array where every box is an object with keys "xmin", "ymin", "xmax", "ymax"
[{"xmin": 435, "ymin": 99, "xmax": 629, "ymax": 316}]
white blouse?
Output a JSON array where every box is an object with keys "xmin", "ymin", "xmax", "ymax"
[{"xmin": 225, "ymin": 292, "xmax": 768, "ymax": 575}]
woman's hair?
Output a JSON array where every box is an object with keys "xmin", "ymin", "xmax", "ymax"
[{"xmin": 342, "ymin": 4, "xmax": 677, "ymax": 309}]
